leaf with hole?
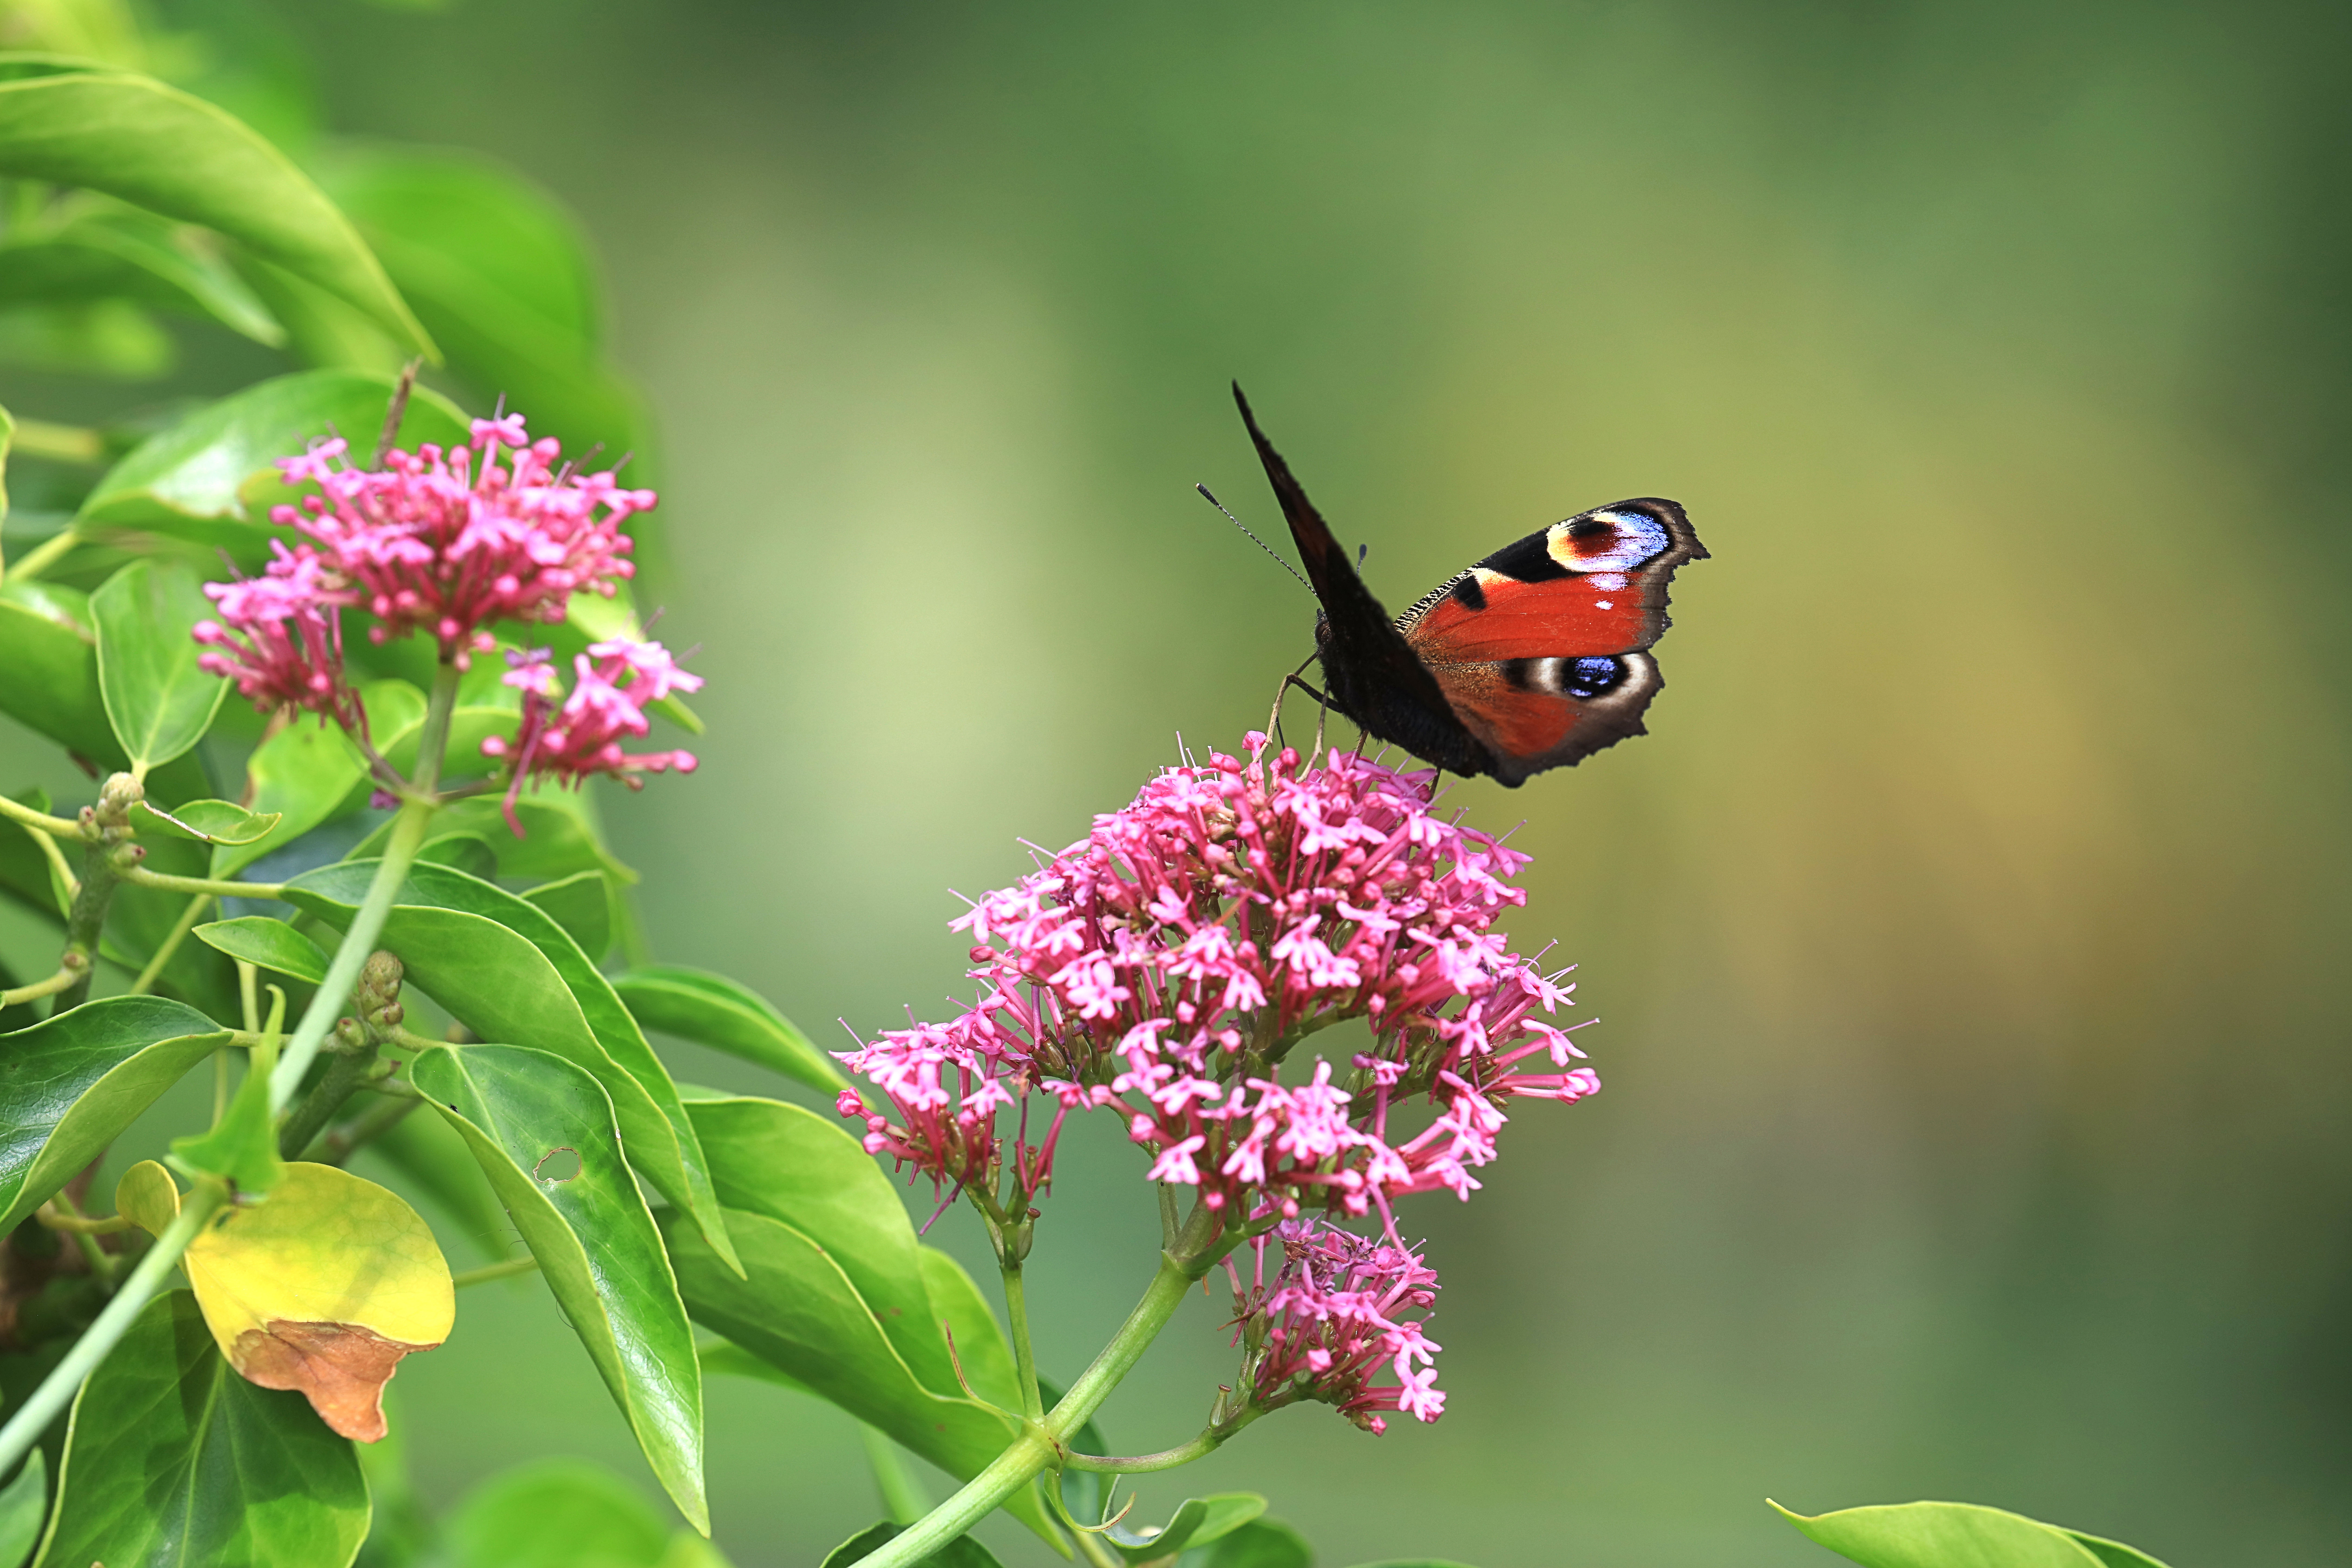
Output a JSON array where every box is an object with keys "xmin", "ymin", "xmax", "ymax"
[
  {"xmin": 0, "ymin": 64, "xmax": 429, "ymax": 352},
  {"xmin": 0, "ymin": 996, "xmax": 226, "ymax": 1233},
  {"xmin": 34, "ymin": 1289, "xmax": 368, "ymax": 1568},
  {"xmin": 91, "ymin": 559, "xmax": 229, "ymax": 770},
  {"xmin": 614, "ymin": 967, "xmax": 845, "ymax": 1094},
  {"xmin": 287, "ymin": 858, "xmax": 736, "ymax": 1273},
  {"xmin": 409, "ymin": 1042, "xmax": 705, "ymax": 1533}
]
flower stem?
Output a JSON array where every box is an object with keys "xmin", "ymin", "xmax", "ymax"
[
  {"xmin": 861, "ymin": 1204, "xmax": 1232, "ymax": 1568},
  {"xmin": 116, "ymin": 866, "xmax": 286, "ymax": 900},
  {"xmin": 130, "ymin": 893, "xmax": 211, "ymax": 997},
  {"xmin": 1000, "ymin": 1260, "xmax": 1045, "ymax": 1422},
  {"xmin": 1062, "ymin": 1405, "xmax": 1267, "ymax": 1472},
  {"xmin": 0, "ymin": 792, "xmax": 82, "ymax": 839},
  {"xmin": 0, "ymin": 1178, "xmax": 228, "ymax": 1477}
]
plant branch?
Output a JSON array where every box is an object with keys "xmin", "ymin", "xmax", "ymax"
[
  {"xmin": 0, "ymin": 958, "xmax": 83, "ymax": 1008},
  {"xmin": 1062, "ymin": 1404, "xmax": 1268, "ymax": 1473},
  {"xmin": 1, "ymin": 523, "xmax": 78, "ymax": 582},
  {"xmin": 116, "ymin": 865, "xmax": 286, "ymax": 900},
  {"xmin": 0, "ymin": 792, "xmax": 83, "ymax": 840},
  {"xmin": 0, "ymin": 1178, "xmax": 229, "ymax": 1477},
  {"xmin": 130, "ymin": 893, "xmax": 211, "ymax": 997}
]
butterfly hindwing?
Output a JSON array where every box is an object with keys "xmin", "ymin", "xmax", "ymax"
[{"xmin": 1397, "ymin": 501, "xmax": 1704, "ymax": 783}]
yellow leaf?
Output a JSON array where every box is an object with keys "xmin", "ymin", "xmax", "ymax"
[
  {"xmin": 114, "ymin": 1158, "xmax": 180, "ymax": 1238},
  {"xmin": 184, "ymin": 1161, "xmax": 455, "ymax": 1442}
]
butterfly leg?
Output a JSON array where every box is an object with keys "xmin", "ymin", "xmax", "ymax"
[{"xmin": 1265, "ymin": 652, "xmax": 1320, "ymax": 747}]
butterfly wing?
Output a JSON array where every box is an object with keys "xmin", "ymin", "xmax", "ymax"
[
  {"xmin": 1233, "ymin": 384, "xmax": 1493, "ymax": 777},
  {"xmin": 1396, "ymin": 500, "xmax": 1706, "ymax": 784}
]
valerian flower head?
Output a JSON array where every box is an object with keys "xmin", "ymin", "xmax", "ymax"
[
  {"xmin": 837, "ymin": 736, "xmax": 1598, "ymax": 1230},
  {"xmin": 193, "ymin": 541, "xmax": 361, "ymax": 728},
  {"xmin": 1227, "ymin": 1218, "xmax": 1445, "ymax": 1433},
  {"xmin": 270, "ymin": 413, "xmax": 651, "ymax": 664},
  {"xmin": 480, "ymin": 637, "xmax": 701, "ymax": 834}
]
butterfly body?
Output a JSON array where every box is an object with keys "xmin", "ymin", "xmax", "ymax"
[{"xmin": 1237, "ymin": 386, "xmax": 1705, "ymax": 786}]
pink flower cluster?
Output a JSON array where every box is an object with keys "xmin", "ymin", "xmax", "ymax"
[
  {"xmin": 481, "ymin": 638, "xmax": 701, "ymax": 832},
  {"xmin": 1228, "ymin": 1220, "xmax": 1444, "ymax": 1432},
  {"xmin": 194, "ymin": 414, "xmax": 652, "ymax": 723},
  {"xmin": 193, "ymin": 542, "xmax": 362, "ymax": 730},
  {"xmin": 836, "ymin": 736, "xmax": 1599, "ymax": 1230},
  {"xmin": 274, "ymin": 412, "xmax": 650, "ymax": 661}
]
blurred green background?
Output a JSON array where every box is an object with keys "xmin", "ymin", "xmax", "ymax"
[{"xmin": 10, "ymin": 1, "xmax": 2352, "ymax": 1564}]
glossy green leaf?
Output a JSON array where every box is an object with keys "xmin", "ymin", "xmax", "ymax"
[
  {"xmin": 1769, "ymin": 1501, "xmax": 2121, "ymax": 1568},
  {"xmin": 661, "ymin": 1207, "xmax": 1056, "ymax": 1545},
  {"xmin": 0, "ymin": 65, "xmax": 430, "ymax": 352},
  {"xmin": 289, "ymin": 858, "xmax": 736, "ymax": 1272},
  {"xmin": 168, "ymin": 1038, "xmax": 284, "ymax": 1197},
  {"xmin": 0, "ymin": 580, "xmax": 111, "ymax": 762},
  {"xmin": 0, "ymin": 996, "xmax": 225, "ymax": 1233},
  {"xmin": 192, "ymin": 916, "xmax": 327, "ymax": 984},
  {"xmin": 416, "ymin": 831, "xmax": 496, "ymax": 881},
  {"xmin": 1106, "ymin": 1495, "xmax": 1265, "ymax": 1565},
  {"xmin": 33, "ymin": 1289, "xmax": 368, "ymax": 1568},
  {"xmin": 0, "ymin": 201, "xmax": 284, "ymax": 344},
  {"xmin": 317, "ymin": 145, "xmax": 655, "ymax": 501},
  {"xmin": 91, "ymin": 559, "xmax": 228, "ymax": 770},
  {"xmin": 523, "ymin": 871, "xmax": 611, "ymax": 964},
  {"xmin": 0, "ymin": 1450, "xmax": 45, "ymax": 1568},
  {"xmin": 409, "ymin": 1042, "xmax": 705, "ymax": 1532},
  {"xmin": 1181, "ymin": 1519, "xmax": 1313, "ymax": 1568},
  {"xmin": 131, "ymin": 797, "xmax": 282, "ymax": 846},
  {"xmin": 79, "ymin": 370, "xmax": 469, "ymax": 560},
  {"xmin": 615, "ymin": 967, "xmax": 846, "ymax": 1094},
  {"xmin": 821, "ymin": 1522, "xmax": 1003, "ymax": 1568},
  {"xmin": 445, "ymin": 1457, "xmax": 668, "ymax": 1568}
]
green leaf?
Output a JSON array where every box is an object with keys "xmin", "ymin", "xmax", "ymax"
[
  {"xmin": 316, "ymin": 144, "xmax": 654, "ymax": 495},
  {"xmin": 416, "ymin": 831, "xmax": 497, "ymax": 881},
  {"xmin": 821, "ymin": 1522, "xmax": 1004, "ymax": 1568},
  {"xmin": 168, "ymin": 1037, "xmax": 284, "ymax": 1197},
  {"xmin": 90, "ymin": 559, "xmax": 228, "ymax": 770},
  {"xmin": 444, "ymin": 1457, "xmax": 669, "ymax": 1568},
  {"xmin": 362, "ymin": 1107, "xmax": 512, "ymax": 1262},
  {"xmin": 409, "ymin": 1042, "xmax": 705, "ymax": 1532},
  {"xmin": 661, "ymin": 1206, "xmax": 1057, "ymax": 1546},
  {"xmin": 351, "ymin": 788, "xmax": 638, "ymax": 886},
  {"xmin": 33, "ymin": 1289, "xmax": 368, "ymax": 1568},
  {"xmin": 0, "ymin": 297, "xmax": 170, "ymax": 378},
  {"xmin": 192, "ymin": 916, "xmax": 327, "ymax": 983},
  {"xmin": 1769, "ymin": 1501, "xmax": 2119, "ymax": 1568},
  {"xmin": 79, "ymin": 369, "xmax": 470, "ymax": 561},
  {"xmin": 0, "ymin": 1449, "xmax": 45, "ymax": 1568},
  {"xmin": 614, "ymin": 967, "xmax": 846, "ymax": 1094},
  {"xmin": 0, "ymin": 399, "xmax": 14, "ymax": 523},
  {"xmin": 0, "ymin": 64, "xmax": 431, "ymax": 353},
  {"xmin": 1181, "ymin": 1520, "xmax": 1313, "ymax": 1568},
  {"xmin": 288, "ymin": 858, "xmax": 737, "ymax": 1273},
  {"xmin": 2058, "ymin": 1536, "xmax": 2170, "ymax": 1568},
  {"xmin": 1106, "ymin": 1495, "xmax": 1265, "ymax": 1565},
  {"xmin": 131, "ymin": 797, "xmax": 282, "ymax": 846},
  {"xmin": 0, "ymin": 201, "xmax": 284, "ymax": 344},
  {"xmin": 0, "ymin": 579, "xmax": 112, "ymax": 763},
  {"xmin": 0, "ymin": 995, "xmax": 225, "ymax": 1233},
  {"xmin": 523, "ymin": 871, "xmax": 612, "ymax": 965}
]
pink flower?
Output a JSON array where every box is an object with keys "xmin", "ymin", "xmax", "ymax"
[
  {"xmin": 1226, "ymin": 1219, "xmax": 1445, "ymax": 1432},
  {"xmin": 480, "ymin": 636, "xmax": 701, "ymax": 834},
  {"xmin": 839, "ymin": 735, "xmax": 1596, "ymax": 1226},
  {"xmin": 193, "ymin": 542, "xmax": 362, "ymax": 728},
  {"xmin": 269, "ymin": 414, "xmax": 651, "ymax": 663}
]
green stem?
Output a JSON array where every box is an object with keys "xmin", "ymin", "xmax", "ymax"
[
  {"xmin": 130, "ymin": 893, "xmax": 210, "ymax": 997},
  {"xmin": 451, "ymin": 1256, "xmax": 541, "ymax": 1289},
  {"xmin": 276, "ymin": 1039, "xmax": 379, "ymax": 1160},
  {"xmin": 0, "ymin": 1179, "xmax": 227, "ymax": 1477},
  {"xmin": 0, "ymin": 962, "xmax": 81, "ymax": 1009},
  {"xmin": 1000, "ymin": 1256, "xmax": 1046, "ymax": 1423},
  {"xmin": 44, "ymin": 1189, "xmax": 120, "ymax": 1288},
  {"xmin": 862, "ymin": 1204, "xmax": 1231, "ymax": 1568},
  {"xmin": 116, "ymin": 866, "xmax": 285, "ymax": 900},
  {"xmin": 3, "ymin": 523, "xmax": 79, "ymax": 583},
  {"xmin": 860, "ymin": 1424, "xmax": 932, "ymax": 1526},
  {"xmin": 1062, "ymin": 1405, "xmax": 1268, "ymax": 1473},
  {"xmin": 54, "ymin": 838, "xmax": 123, "ymax": 1012},
  {"xmin": 10, "ymin": 420, "xmax": 103, "ymax": 464},
  {"xmin": 266, "ymin": 660, "xmax": 457, "ymax": 1113},
  {"xmin": 0, "ymin": 792, "xmax": 82, "ymax": 840}
]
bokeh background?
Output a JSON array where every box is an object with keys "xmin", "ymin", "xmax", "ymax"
[{"xmin": 10, "ymin": 1, "xmax": 2352, "ymax": 1564}]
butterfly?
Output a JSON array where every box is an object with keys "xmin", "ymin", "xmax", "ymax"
[{"xmin": 1233, "ymin": 384, "xmax": 1706, "ymax": 786}]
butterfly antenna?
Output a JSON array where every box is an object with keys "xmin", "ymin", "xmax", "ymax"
[{"xmin": 1198, "ymin": 484, "xmax": 1312, "ymax": 594}]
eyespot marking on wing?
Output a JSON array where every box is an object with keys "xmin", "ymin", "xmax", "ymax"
[{"xmin": 1551, "ymin": 509, "xmax": 1671, "ymax": 574}]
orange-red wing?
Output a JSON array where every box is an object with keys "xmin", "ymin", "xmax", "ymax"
[
  {"xmin": 1407, "ymin": 573, "xmax": 1661, "ymax": 663},
  {"xmin": 1428, "ymin": 666, "xmax": 1580, "ymax": 758}
]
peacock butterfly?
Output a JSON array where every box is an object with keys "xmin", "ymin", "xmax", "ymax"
[{"xmin": 1232, "ymin": 384, "xmax": 1705, "ymax": 786}]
